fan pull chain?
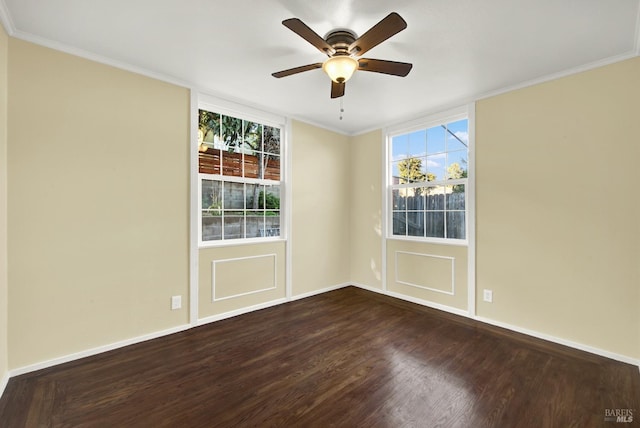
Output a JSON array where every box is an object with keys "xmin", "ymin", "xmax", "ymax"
[{"xmin": 339, "ymin": 97, "xmax": 344, "ymax": 120}]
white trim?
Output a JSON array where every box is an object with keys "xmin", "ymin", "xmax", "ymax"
[
  {"xmin": 289, "ymin": 283, "xmax": 351, "ymax": 302},
  {"xmin": 475, "ymin": 52, "xmax": 639, "ymax": 104},
  {"xmin": 0, "ymin": 372, "xmax": 8, "ymax": 399},
  {"xmin": 198, "ymin": 94, "xmax": 285, "ymax": 130},
  {"xmin": 284, "ymin": 119, "xmax": 293, "ymax": 299},
  {"xmin": 197, "ymin": 298, "xmax": 288, "ymax": 326},
  {"xmin": 4, "ymin": 285, "xmax": 638, "ymax": 381},
  {"xmin": 350, "ymin": 282, "xmax": 385, "ymax": 294},
  {"xmin": 211, "ymin": 254, "xmax": 277, "ymax": 302},
  {"xmin": 385, "ymin": 289, "xmax": 469, "ymax": 318},
  {"xmin": 11, "ymin": 29, "xmax": 192, "ymax": 90},
  {"xmin": 353, "ymin": 282, "xmax": 468, "ymax": 317},
  {"xmin": 0, "ymin": 0, "xmax": 15, "ymax": 36},
  {"xmin": 634, "ymin": 0, "xmax": 640, "ymax": 55},
  {"xmin": 200, "ymin": 236, "xmax": 286, "ymax": 249},
  {"xmin": 189, "ymin": 89, "xmax": 199, "ymax": 326},
  {"xmin": 385, "ymin": 106, "xmax": 469, "ymax": 137},
  {"xmin": 0, "ymin": 8, "xmax": 635, "ymax": 138},
  {"xmin": 387, "ymin": 235, "xmax": 469, "ymax": 247},
  {"xmin": 474, "ymin": 316, "xmax": 640, "ymax": 367},
  {"xmin": 394, "ymin": 251, "xmax": 455, "ymax": 296},
  {"xmin": 9, "ymin": 324, "xmax": 191, "ymax": 377},
  {"xmin": 352, "ymin": 282, "xmax": 640, "ymax": 367},
  {"xmin": 381, "ymin": 131, "xmax": 388, "ymax": 293},
  {"xmin": 466, "ymin": 102, "xmax": 477, "ymax": 317}
]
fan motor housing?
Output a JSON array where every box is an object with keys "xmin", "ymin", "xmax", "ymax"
[{"xmin": 324, "ymin": 29, "xmax": 357, "ymax": 53}]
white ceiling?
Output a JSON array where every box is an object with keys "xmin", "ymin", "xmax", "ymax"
[{"xmin": 2, "ymin": 0, "xmax": 639, "ymax": 134}]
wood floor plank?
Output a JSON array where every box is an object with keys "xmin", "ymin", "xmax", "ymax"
[{"xmin": 0, "ymin": 287, "xmax": 638, "ymax": 427}]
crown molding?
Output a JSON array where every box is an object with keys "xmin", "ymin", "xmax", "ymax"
[
  {"xmin": 0, "ymin": 0, "xmax": 15, "ymax": 36},
  {"xmin": 635, "ymin": 0, "xmax": 640, "ymax": 55}
]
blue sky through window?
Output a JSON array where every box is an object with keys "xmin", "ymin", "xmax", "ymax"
[{"xmin": 391, "ymin": 119, "xmax": 468, "ymax": 182}]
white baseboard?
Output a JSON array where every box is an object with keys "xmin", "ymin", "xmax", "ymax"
[
  {"xmin": 351, "ymin": 282, "xmax": 470, "ymax": 317},
  {"xmin": 0, "ymin": 371, "xmax": 9, "ymax": 400},
  {"xmin": 351, "ymin": 281, "xmax": 639, "ymax": 367},
  {"xmin": 197, "ymin": 297, "xmax": 288, "ymax": 326},
  {"xmin": 474, "ymin": 316, "xmax": 640, "ymax": 367},
  {"xmin": 290, "ymin": 282, "xmax": 351, "ymax": 301},
  {"xmin": 10, "ymin": 324, "xmax": 192, "ymax": 378},
  {"xmin": 5, "ymin": 282, "xmax": 639, "ymax": 386}
]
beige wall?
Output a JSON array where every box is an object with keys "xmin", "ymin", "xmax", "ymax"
[
  {"xmin": 2, "ymin": 31, "xmax": 638, "ymax": 376},
  {"xmin": 476, "ymin": 57, "xmax": 640, "ymax": 359},
  {"xmin": 291, "ymin": 120, "xmax": 350, "ymax": 296},
  {"xmin": 0, "ymin": 23, "xmax": 9, "ymax": 382},
  {"xmin": 7, "ymin": 39, "xmax": 190, "ymax": 368},
  {"xmin": 349, "ymin": 130, "xmax": 383, "ymax": 290}
]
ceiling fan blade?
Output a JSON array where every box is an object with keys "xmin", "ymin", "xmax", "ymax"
[
  {"xmin": 282, "ymin": 18, "xmax": 335, "ymax": 56},
  {"xmin": 272, "ymin": 63, "xmax": 323, "ymax": 78},
  {"xmin": 349, "ymin": 12, "xmax": 407, "ymax": 56},
  {"xmin": 331, "ymin": 81, "xmax": 345, "ymax": 98},
  {"xmin": 357, "ymin": 58, "xmax": 413, "ymax": 77}
]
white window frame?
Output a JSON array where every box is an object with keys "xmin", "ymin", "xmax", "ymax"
[
  {"xmin": 384, "ymin": 105, "xmax": 474, "ymax": 246},
  {"xmin": 195, "ymin": 95, "xmax": 287, "ymax": 248}
]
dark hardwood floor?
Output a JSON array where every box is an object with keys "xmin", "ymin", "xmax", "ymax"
[{"xmin": 1, "ymin": 286, "xmax": 638, "ymax": 427}]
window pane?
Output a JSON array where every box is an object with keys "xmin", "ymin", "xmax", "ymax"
[
  {"xmin": 202, "ymin": 180, "xmax": 222, "ymax": 213},
  {"xmin": 426, "ymin": 154, "xmax": 445, "ymax": 181},
  {"xmin": 223, "ymin": 215, "xmax": 244, "ymax": 240},
  {"xmin": 199, "ymin": 147, "xmax": 221, "ymax": 175},
  {"xmin": 392, "ymin": 134, "xmax": 409, "ymax": 160},
  {"xmin": 202, "ymin": 216, "xmax": 222, "ymax": 241},
  {"xmin": 446, "ymin": 185, "xmax": 465, "ymax": 210},
  {"xmin": 445, "ymin": 119, "xmax": 468, "ymax": 152},
  {"xmin": 446, "ymin": 150, "xmax": 467, "ymax": 180},
  {"xmin": 263, "ymin": 154, "xmax": 280, "ymax": 181},
  {"xmin": 198, "ymin": 110, "xmax": 220, "ymax": 147},
  {"xmin": 263, "ymin": 185, "xmax": 280, "ymax": 210},
  {"xmin": 426, "ymin": 187, "xmax": 445, "ymax": 210},
  {"xmin": 408, "ymin": 129, "xmax": 426, "ymax": 157},
  {"xmin": 392, "ymin": 189, "xmax": 406, "ymax": 210},
  {"xmin": 426, "ymin": 125, "xmax": 445, "ymax": 154},
  {"xmin": 406, "ymin": 189, "xmax": 424, "ymax": 210},
  {"xmin": 245, "ymin": 183, "xmax": 260, "ymax": 210},
  {"xmin": 426, "ymin": 212, "xmax": 445, "ymax": 238},
  {"xmin": 447, "ymin": 211, "xmax": 466, "ymax": 239},
  {"xmin": 220, "ymin": 115, "xmax": 243, "ymax": 153},
  {"xmin": 221, "ymin": 149, "xmax": 243, "ymax": 177},
  {"xmin": 393, "ymin": 211, "xmax": 406, "ymax": 235},
  {"xmin": 223, "ymin": 182, "xmax": 244, "ymax": 210},
  {"xmin": 244, "ymin": 152, "xmax": 260, "ymax": 179},
  {"xmin": 264, "ymin": 212, "xmax": 280, "ymax": 237},
  {"xmin": 243, "ymin": 121, "xmax": 262, "ymax": 154},
  {"xmin": 245, "ymin": 211, "xmax": 265, "ymax": 238},
  {"xmin": 391, "ymin": 161, "xmax": 404, "ymax": 184},
  {"xmin": 264, "ymin": 126, "xmax": 280, "ymax": 155},
  {"xmin": 407, "ymin": 211, "xmax": 425, "ymax": 237},
  {"xmin": 398, "ymin": 157, "xmax": 427, "ymax": 183}
]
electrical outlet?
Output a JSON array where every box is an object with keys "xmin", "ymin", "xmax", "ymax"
[
  {"xmin": 483, "ymin": 289, "xmax": 493, "ymax": 303},
  {"xmin": 171, "ymin": 295, "xmax": 182, "ymax": 310}
]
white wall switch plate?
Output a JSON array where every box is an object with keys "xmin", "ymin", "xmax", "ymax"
[
  {"xmin": 171, "ymin": 295, "xmax": 182, "ymax": 310},
  {"xmin": 483, "ymin": 289, "xmax": 493, "ymax": 303}
]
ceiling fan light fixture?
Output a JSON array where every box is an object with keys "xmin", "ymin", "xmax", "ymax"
[{"xmin": 322, "ymin": 55, "xmax": 358, "ymax": 83}]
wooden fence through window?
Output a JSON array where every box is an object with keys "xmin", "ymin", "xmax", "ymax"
[{"xmin": 199, "ymin": 148, "xmax": 280, "ymax": 180}]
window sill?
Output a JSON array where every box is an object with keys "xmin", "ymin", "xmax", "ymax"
[
  {"xmin": 386, "ymin": 235, "xmax": 468, "ymax": 247},
  {"xmin": 198, "ymin": 236, "xmax": 286, "ymax": 249}
]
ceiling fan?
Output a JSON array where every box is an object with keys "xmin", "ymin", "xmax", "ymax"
[{"xmin": 272, "ymin": 12, "xmax": 413, "ymax": 98}]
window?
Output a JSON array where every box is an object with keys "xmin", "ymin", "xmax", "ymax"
[
  {"xmin": 388, "ymin": 115, "xmax": 469, "ymax": 242},
  {"xmin": 198, "ymin": 109, "xmax": 283, "ymax": 244}
]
